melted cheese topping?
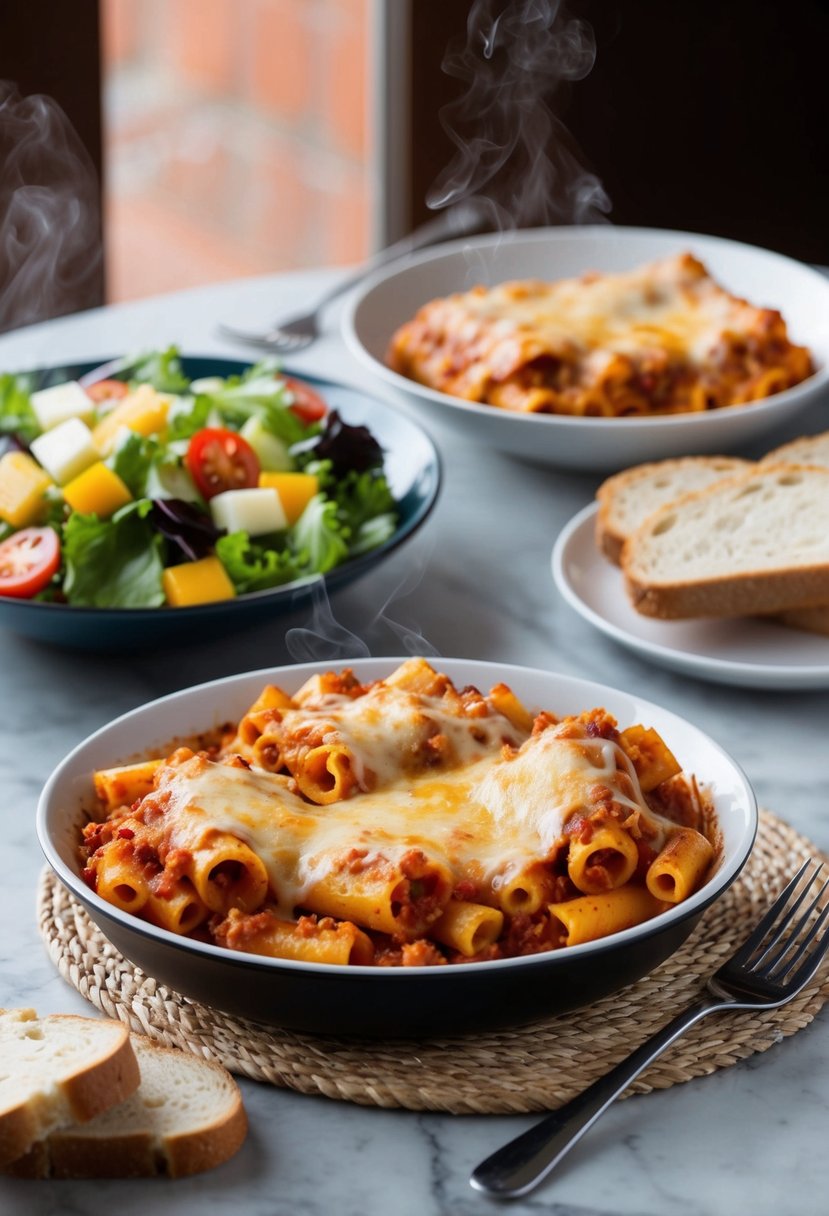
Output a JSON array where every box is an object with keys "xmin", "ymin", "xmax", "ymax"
[
  {"xmin": 160, "ymin": 721, "xmax": 673, "ymax": 917},
  {"xmin": 276, "ymin": 686, "xmax": 525, "ymax": 788},
  {"xmin": 447, "ymin": 256, "xmax": 750, "ymax": 367},
  {"xmin": 387, "ymin": 252, "xmax": 812, "ymax": 413}
]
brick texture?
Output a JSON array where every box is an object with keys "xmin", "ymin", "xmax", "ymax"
[
  {"xmin": 319, "ymin": 0, "xmax": 369, "ymax": 160},
  {"xmin": 165, "ymin": 0, "xmax": 239, "ymax": 96},
  {"xmin": 247, "ymin": 0, "xmax": 314, "ymax": 120},
  {"xmin": 101, "ymin": 0, "xmax": 374, "ymax": 302}
]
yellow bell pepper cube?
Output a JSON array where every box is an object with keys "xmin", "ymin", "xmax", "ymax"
[
  {"xmin": 62, "ymin": 462, "xmax": 133, "ymax": 517},
  {"xmin": 0, "ymin": 451, "xmax": 53, "ymax": 526},
  {"xmin": 162, "ymin": 556, "xmax": 236, "ymax": 607},
  {"xmin": 258, "ymin": 471, "xmax": 319, "ymax": 525},
  {"xmin": 91, "ymin": 385, "xmax": 171, "ymax": 455}
]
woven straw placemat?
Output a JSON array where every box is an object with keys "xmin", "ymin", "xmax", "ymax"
[{"xmin": 38, "ymin": 809, "xmax": 829, "ymax": 1115}]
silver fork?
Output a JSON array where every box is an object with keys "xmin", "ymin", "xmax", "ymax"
[
  {"xmin": 217, "ymin": 201, "xmax": 489, "ymax": 354},
  {"xmin": 471, "ymin": 858, "xmax": 829, "ymax": 1200}
]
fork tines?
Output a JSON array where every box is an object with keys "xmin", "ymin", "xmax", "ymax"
[{"xmin": 737, "ymin": 859, "xmax": 829, "ymax": 983}]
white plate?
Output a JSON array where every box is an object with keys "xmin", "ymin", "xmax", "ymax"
[
  {"xmin": 553, "ymin": 503, "xmax": 829, "ymax": 689},
  {"xmin": 343, "ymin": 226, "xmax": 829, "ymax": 471}
]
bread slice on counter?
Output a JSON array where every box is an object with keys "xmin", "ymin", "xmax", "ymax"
[
  {"xmin": 621, "ymin": 464, "xmax": 829, "ymax": 619},
  {"xmin": 0, "ymin": 1008, "xmax": 140, "ymax": 1167},
  {"xmin": 595, "ymin": 456, "xmax": 753, "ymax": 564},
  {"xmin": 764, "ymin": 429, "xmax": 829, "ymax": 470},
  {"xmin": 6, "ymin": 1034, "xmax": 247, "ymax": 1179}
]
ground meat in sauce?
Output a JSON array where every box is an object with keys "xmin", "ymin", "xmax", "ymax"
[
  {"xmin": 502, "ymin": 913, "xmax": 559, "ymax": 956},
  {"xmin": 375, "ymin": 939, "xmax": 447, "ymax": 967},
  {"xmin": 154, "ymin": 847, "xmax": 192, "ymax": 897}
]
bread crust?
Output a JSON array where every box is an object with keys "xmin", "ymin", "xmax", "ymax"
[
  {"xmin": 0, "ymin": 1012, "xmax": 139, "ymax": 1168},
  {"xmin": 164, "ymin": 1091, "xmax": 248, "ymax": 1179},
  {"xmin": 625, "ymin": 566, "xmax": 829, "ymax": 620},
  {"xmin": 597, "ymin": 523, "xmax": 624, "ymax": 566},
  {"xmin": 9, "ymin": 1104, "xmax": 248, "ymax": 1179},
  {"xmin": 763, "ymin": 429, "xmax": 829, "ymax": 470},
  {"xmin": 776, "ymin": 604, "xmax": 829, "ymax": 636},
  {"xmin": 5, "ymin": 1036, "xmax": 247, "ymax": 1179},
  {"xmin": 621, "ymin": 464, "xmax": 829, "ymax": 620}
]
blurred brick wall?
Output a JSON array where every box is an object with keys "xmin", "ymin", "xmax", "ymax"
[{"xmin": 101, "ymin": 0, "xmax": 373, "ymax": 302}]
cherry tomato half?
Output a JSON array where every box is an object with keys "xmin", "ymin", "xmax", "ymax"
[
  {"xmin": 0, "ymin": 527, "xmax": 61, "ymax": 598},
  {"xmin": 280, "ymin": 376, "xmax": 328, "ymax": 424},
  {"xmin": 186, "ymin": 427, "xmax": 261, "ymax": 500},
  {"xmin": 84, "ymin": 379, "xmax": 130, "ymax": 405}
]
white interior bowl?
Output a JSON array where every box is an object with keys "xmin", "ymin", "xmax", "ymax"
[
  {"xmin": 38, "ymin": 658, "xmax": 757, "ymax": 1035},
  {"xmin": 343, "ymin": 226, "xmax": 829, "ymax": 472}
]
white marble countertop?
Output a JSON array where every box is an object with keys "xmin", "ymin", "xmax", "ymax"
[{"xmin": 1, "ymin": 268, "xmax": 828, "ymax": 1216}]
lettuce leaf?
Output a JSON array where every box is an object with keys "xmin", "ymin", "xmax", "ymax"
[
  {"xmin": 329, "ymin": 470, "xmax": 399, "ymax": 555},
  {"xmin": 0, "ymin": 373, "xmax": 39, "ymax": 442},
  {"xmin": 165, "ymin": 393, "xmax": 212, "ymax": 440},
  {"xmin": 349, "ymin": 513, "xmax": 398, "ymax": 556},
  {"xmin": 110, "ymin": 431, "xmax": 161, "ymax": 498},
  {"xmin": 215, "ymin": 531, "xmax": 303, "ymax": 594},
  {"xmin": 332, "ymin": 470, "xmax": 396, "ymax": 533},
  {"xmin": 110, "ymin": 429, "xmax": 201, "ymax": 503},
  {"xmin": 62, "ymin": 501, "xmax": 165, "ymax": 608},
  {"xmin": 290, "ymin": 494, "xmax": 350, "ymax": 573},
  {"xmin": 127, "ymin": 346, "xmax": 190, "ymax": 394},
  {"xmin": 299, "ymin": 409, "xmax": 384, "ymax": 475},
  {"xmin": 198, "ymin": 364, "xmax": 316, "ymax": 445}
]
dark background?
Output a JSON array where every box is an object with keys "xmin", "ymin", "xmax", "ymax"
[
  {"xmin": 0, "ymin": 0, "xmax": 826, "ymax": 330},
  {"xmin": 410, "ymin": 0, "xmax": 829, "ymax": 264},
  {"xmin": 0, "ymin": 0, "xmax": 103, "ymax": 327}
]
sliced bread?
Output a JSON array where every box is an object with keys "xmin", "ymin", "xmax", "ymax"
[
  {"xmin": 6, "ymin": 1035, "xmax": 247, "ymax": 1179},
  {"xmin": 763, "ymin": 430, "xmax": 829, "ymax": 471},
  {"xmin": 0, "ymin": 1009, "xmax": 140, "ymax": 1167},
  {"xmin": 621, "ymin": 464, "xmax": 829, "ymax": 619},
  {"xmin": 775, "ymin": 604, "xmax": 829, "ymax": 636},
  {"xmin": 595, "ymin": 456, "xmax": 753, "ymax": 565}
]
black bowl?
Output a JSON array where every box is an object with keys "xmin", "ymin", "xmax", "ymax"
[{"xmin": 38, "ymin": 659, "xmax": 757, "ymax": 1037}]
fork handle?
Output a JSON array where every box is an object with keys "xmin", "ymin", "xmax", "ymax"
[{"xmin": 470, "ymin": 996, "xmax": 723, "ymax": 1199}]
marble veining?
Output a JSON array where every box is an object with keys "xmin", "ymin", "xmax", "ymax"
[{"xmin": 1, "ymin": 271, "xmax": 829, "ymax": 1216}]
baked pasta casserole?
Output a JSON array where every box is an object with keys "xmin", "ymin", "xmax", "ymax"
[
  {"xmin": 80, "ymin": 659, "xmax": 717, "ymax": 966},
  {"xmin": 386, "ymin": 253, "xmax": 813, "ymax": 417}
]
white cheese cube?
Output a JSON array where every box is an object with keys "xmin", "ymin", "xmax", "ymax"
[
  {"xmin": 210, "ymin": 487, "xmax": 288, "ymax": 536},
  {"xmin": 29, "ymin": 418, "xmax": 100, "ymax": 485},
  {"xmin": 30, "ymin": 381, "xmax": 94, "ymax": 431}
]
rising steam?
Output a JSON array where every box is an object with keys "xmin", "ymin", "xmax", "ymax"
[
  {"xmin": 286, "ymin": 538, "xmax": 441, "ymax": 663},
  {"xmin": 286, "ymin": 579, "xmax": 371, "ymax": 662},
  {"xmin": 0, "ymin": 84, "xmax": 102, "ymax": 334},
  {"xmin": 427, "ymin": 0, "xmax": 610, "ymax": 228}
]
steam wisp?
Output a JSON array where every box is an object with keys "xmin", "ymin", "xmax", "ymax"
[
  {"xmin": 286, "ymin": 537, "xmax": 441, "ymax": 664},
  {"xmin": 427, "ymin": 0, "xmax": 610, "ymax": 229},
  {"xmin": 0, "ymin": 84, "xmax": 101, "ymax": 334}
]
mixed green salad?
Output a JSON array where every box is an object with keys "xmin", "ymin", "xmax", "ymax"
[{"xmin": 0, "ymin": 348, "xmax": 399, "ymax": 608}]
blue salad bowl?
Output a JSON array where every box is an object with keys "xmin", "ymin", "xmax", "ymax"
[{"xmin": 0, "ymin": 356, "xmax": 440, "ymax": 650}]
